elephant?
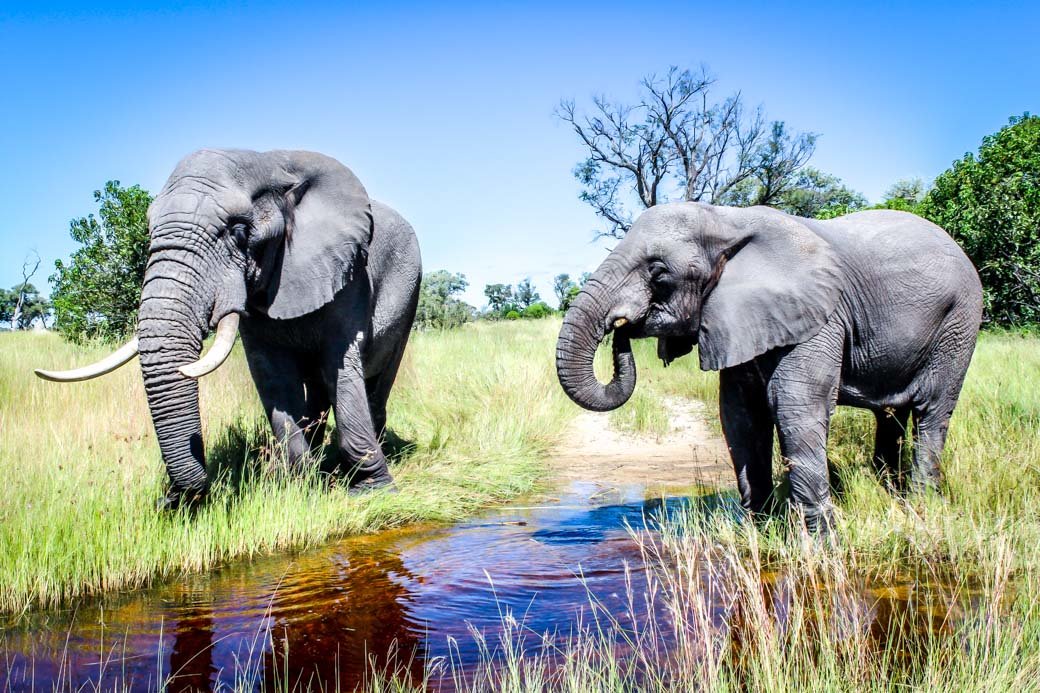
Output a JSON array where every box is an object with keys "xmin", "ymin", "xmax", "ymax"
[
  {"xmin": 36, "ymin": 149, "xmax": 422, "ymax": 508},
  {"xmin": 556, "ymin": 202, "xmax": 983, "ymax": 531}
]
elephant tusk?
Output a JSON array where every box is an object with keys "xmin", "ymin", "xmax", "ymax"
[
  {"xmin": 613, "ymin": 318, "xmax": 628, "ymax": 329},
  {"xmin": 34, "ymin": 338, "xmax": 140, "ymax": 382},
  {"xmin": 178, "ymin": 313, "xmax": 240, "ymax": 379}
]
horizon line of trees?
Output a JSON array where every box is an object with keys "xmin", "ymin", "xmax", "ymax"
[
  {"xmin": 415, "ymin": 272, "xmax": 595, "ymax": 330},
  {"xmin": 13, "ymin": 65, "xmax": 1039, "ymax": 336}
]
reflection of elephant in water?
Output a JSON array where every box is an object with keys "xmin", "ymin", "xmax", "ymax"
[
  {"xmin": 261, "ymin": 547, "xmax": 423, "ymax": 689},
  {"xmin": 37, "ymin": 149, "xmax": 421, "ymax": 507},
  {"xmin": 556, "ymin": 203, "xmax": 982, "ymax": 530},
  {"xmin": 159, "ymin": 546, "xmax": 422, "ymax": 691}
]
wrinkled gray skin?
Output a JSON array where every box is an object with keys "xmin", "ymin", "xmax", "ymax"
[
  {"xmin": 140, "ymin": 149, "xmax": 421, "ymax": 508},
  {"xmin": 557, "ymin": 203, "xmax": 982, "ymax": 531}
]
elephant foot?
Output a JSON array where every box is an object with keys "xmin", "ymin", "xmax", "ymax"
[
  {"xmin": 743, "ymin": 494, "xmax": 781, "ymax": 528},
  {"xmin": 158, "ymin": 486, "xmax": 209, "ymax": 513},
  {"xmin": 346, "ymin": 469, "xmax": 397, "ymax": 496},
  {"xmin": 797, "ymin": 503, "xmax": 836, "ymax": 538}
]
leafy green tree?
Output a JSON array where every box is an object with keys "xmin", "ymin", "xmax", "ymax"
[
  {"xmin": 416, "ymin": 270, "xmax": 473, "ymax": 329},
  {"xmin": 504, "ymin": 310, "xmax": 521, "ymax": 320},
  {"xmin": 919, "ymin": 114, "xmax": 1040, "ymax": 325},
  {"xmin": 766, "ymin": 167, "xmax": 868, "ymax": 219},
  {"xmin": 883, "ymin": 178, "xmax": 927, "ymax": 207},
  {"xmin": 0, "ymin": 283, "xmax": 50, "ymax": 329},
  {"xmin": 515, "ymin": 277, "xmax": 540, "ymax": 310},
  {"xmin": 50, "ymin": 181, "xmax": 153, "ymax": 341},
  {"xmin": 872, "ymin": 178, "xmax": 928, "ymax": 213},
  {"xmin": 553, "ymin": 273, "xmax": 580, "ymax": 311},
  {"xmin": 483, "ymin": 283, "xmax": 513, "ymax": 314}
]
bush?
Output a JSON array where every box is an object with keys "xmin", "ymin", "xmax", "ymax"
[
  {"xmin": 522, "ymin": 302, "xmax": 552, "ymax": 319},
  {"xmin": 920, "ymin": 114, "xmax": 1040, "ymax": 325},
  {"xmin": 415, "ymin": 270, "xmax": 473, "ymax": 330},
  {"xmin": 505, "ymin": 310, "xmax": 521, "ymax": 320}
]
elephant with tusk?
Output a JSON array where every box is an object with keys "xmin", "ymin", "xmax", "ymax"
[
  {"xmin": 556, "ymin": 202, "xmax": 983, "ymax": 532},
  {"xmin": 37, "ymin": 149, "xmax": 422, "ymax": 509}
]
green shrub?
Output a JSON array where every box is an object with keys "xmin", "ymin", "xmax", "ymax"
[
  {"xmin": 522, "ymin": 302, "xmax": 552, "ymax": 319},
  {"xmin": 50, "ymin": 181, "xmax": 152, "ymax": 342},
  {"xmin": 921, "ymin": 114, "xmax": 1040, "ymax": 325}
]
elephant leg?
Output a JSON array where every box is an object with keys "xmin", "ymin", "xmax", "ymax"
[
  {"xmin": 909, "ymin": 405, "xmax": 951, "ymax": 494},
  {"xmin": 906, "ymin": 330, "xmax": 973, "ymax": 495},
  {"xmin": 719, "ymin": 364, "xmax": 776, "ymax": 517},
  {"xmin": 774, "ymin": 405, "xmax": 834, "ymax": 532},
  {"xmin": 242, "ymin": 340, "xmax": 327, "ymax": 474},
  {"xmin": 365, "ymin": 341, "xmax": 407, "ymax": 441},
  {"xmin": 766, "ymin": 334, "xmax": 843, "ymax": 533},
  {"xmin": 873, "ymin": 407, "xmax": 911, "ymax": 491},
  {"xmin": 302, "ymin": 375, "xmax": 331, "ymax": 456},
  {"xmin": 327, "ymin": 340, "xmax": 394, "ymax": 490}
]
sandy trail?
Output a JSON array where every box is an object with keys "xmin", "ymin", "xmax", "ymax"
[{"xmin": 547, "ymin": 397, "xmax": 734, "ymax": 493}]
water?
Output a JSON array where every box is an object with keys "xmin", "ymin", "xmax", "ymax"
[{"xmin": 0, "ymin": 483, "xmax": 979, "ymax": 691}]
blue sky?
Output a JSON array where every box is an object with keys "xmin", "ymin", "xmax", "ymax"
[{"xmin": 1, "ymin": 1, "xmax": 1037, "ymax": 307}]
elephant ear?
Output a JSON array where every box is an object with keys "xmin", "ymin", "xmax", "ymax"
[
  {"xmin": 263, "ymin": 156, "xmax": 373, "ymax": 320},
  {"xmin": 697, "ymin": 211, "xmax": 843, "ymax": 371}
]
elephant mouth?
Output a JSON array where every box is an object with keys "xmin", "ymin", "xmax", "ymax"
[{"xmin": 614, "ymin": 314, "xmax": 671, "ymax": 340}]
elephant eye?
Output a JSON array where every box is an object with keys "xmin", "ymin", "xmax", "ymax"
[
  {"xmin": 229, "ymin": 222, "xmax": 250, "ymax": 250},
  {"xmin": 649, "ymin": 261, "xmax": 669, "ymax": 286}
]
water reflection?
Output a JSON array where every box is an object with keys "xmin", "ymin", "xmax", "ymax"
[{"xmin": 0, "ymin": 483, "xmax": 981, "ymax": 691}]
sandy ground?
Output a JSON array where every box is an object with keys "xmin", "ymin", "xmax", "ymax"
[{"xmin": 547, "ymin": 397, "xmax": 734, "ymax": 493}]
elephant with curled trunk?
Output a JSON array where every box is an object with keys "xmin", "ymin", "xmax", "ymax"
[
  {"xmin": 556, "ymin": 203, "xmax": 982, "ymax": 531},
  {"xmin": 37, "ymin": 149, "xmax": 421, "ymax": 508}
]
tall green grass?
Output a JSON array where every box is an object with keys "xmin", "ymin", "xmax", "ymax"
[
  {"xmin": 611, "ymin": 330, "xmax": 1040, "ymax": 575},
  {"xmin": 373, "ymin": 512, "xmax": 1038, "ymax": 692},
  {"xmin": 458, "ymin": 329, "xmax": 1040, "ymax": 690},
  {"xmin": 0, "ymin": 320, "xmax": 574, "ymax": 613},
  {"xmin": 4, "ymin": 323, "xmax": 1040, "ymax": 689}
]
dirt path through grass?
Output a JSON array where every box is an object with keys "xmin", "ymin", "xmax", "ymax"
[{"xmin": 548, "ymin": 397, "xmax": 733, "ymax": 492}]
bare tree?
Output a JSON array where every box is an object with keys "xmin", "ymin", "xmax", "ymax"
[
  {"xmin": 558, "ymin": 66, "xmax": 817, "ymax": 239},
  {"xmin": 11, "ymin": 251, "xmax": 41, "ymax": 330}
]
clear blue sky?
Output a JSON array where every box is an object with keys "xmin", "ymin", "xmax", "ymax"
[{"xmin": 1, "ymin": 1, "xmax": 1037, "ymax": 307}]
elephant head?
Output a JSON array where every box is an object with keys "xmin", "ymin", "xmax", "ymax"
[
  {"xmin": 37, "ymin": 149, "xmax": 373, "ymax": 505},
  {"xmin": 556, "ymin": 203, "xmax": 843, "ymax": 411}
]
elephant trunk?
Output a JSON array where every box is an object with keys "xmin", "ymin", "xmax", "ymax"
[
  {"xmin": 137, "ymin": 238, "xmax": 214, "ymax": 505},
  {"xmin": 555, "ymin": 276, "xmax": 637, "ymax": 412}
]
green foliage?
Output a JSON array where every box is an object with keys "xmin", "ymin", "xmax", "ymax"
[
  {"xmin": 552, "ymin": 273, "xmax": 578, "ymax": 311},
  {"xmin": 50, "ymin": 181, "xmax": 153, "ymax": 342},
  {"xmin": 771, "ymin": 167, "xmax": 868, "ymax": 219},
  {"xmin": 553, "ymin": 273, "xmax": 588, "ymax": 312},
  {"xmin": 483, "ymin": 283, "xmax": 513, "ymax": 314},
  {"xmin": 0, "ymin": 283, "xmax": 50, "ymax": 330},
  {"xmin": 515, "ymin": 277, "xmax": 540, "ymax": 309},
  {"xmin": 505, "ymin": 310, "xmax": 521, "ymax": 320},
  {"xmin": 881, "ymin": 177, "xmax": 927, "ymax": 209},
  {"xmin": 522, "ymin": 301, "xmax": 553, "ymax": 319},
  {"xmin": 415, "ymin": 270, "xmax": 473, "ymax": 330},
  {"xmin": 920, "ymin": 114, "xmax": 1040, "ymax": 325}
]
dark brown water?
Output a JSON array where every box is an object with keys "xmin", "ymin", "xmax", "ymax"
[{"xmin": 0, "ymin": 483, "xmax": 979, "ymax": 691}]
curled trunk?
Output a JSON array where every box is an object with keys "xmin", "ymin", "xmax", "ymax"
[{"xmin": 555, "ymin": 284, "xmax": 636, "ymax": 411}]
